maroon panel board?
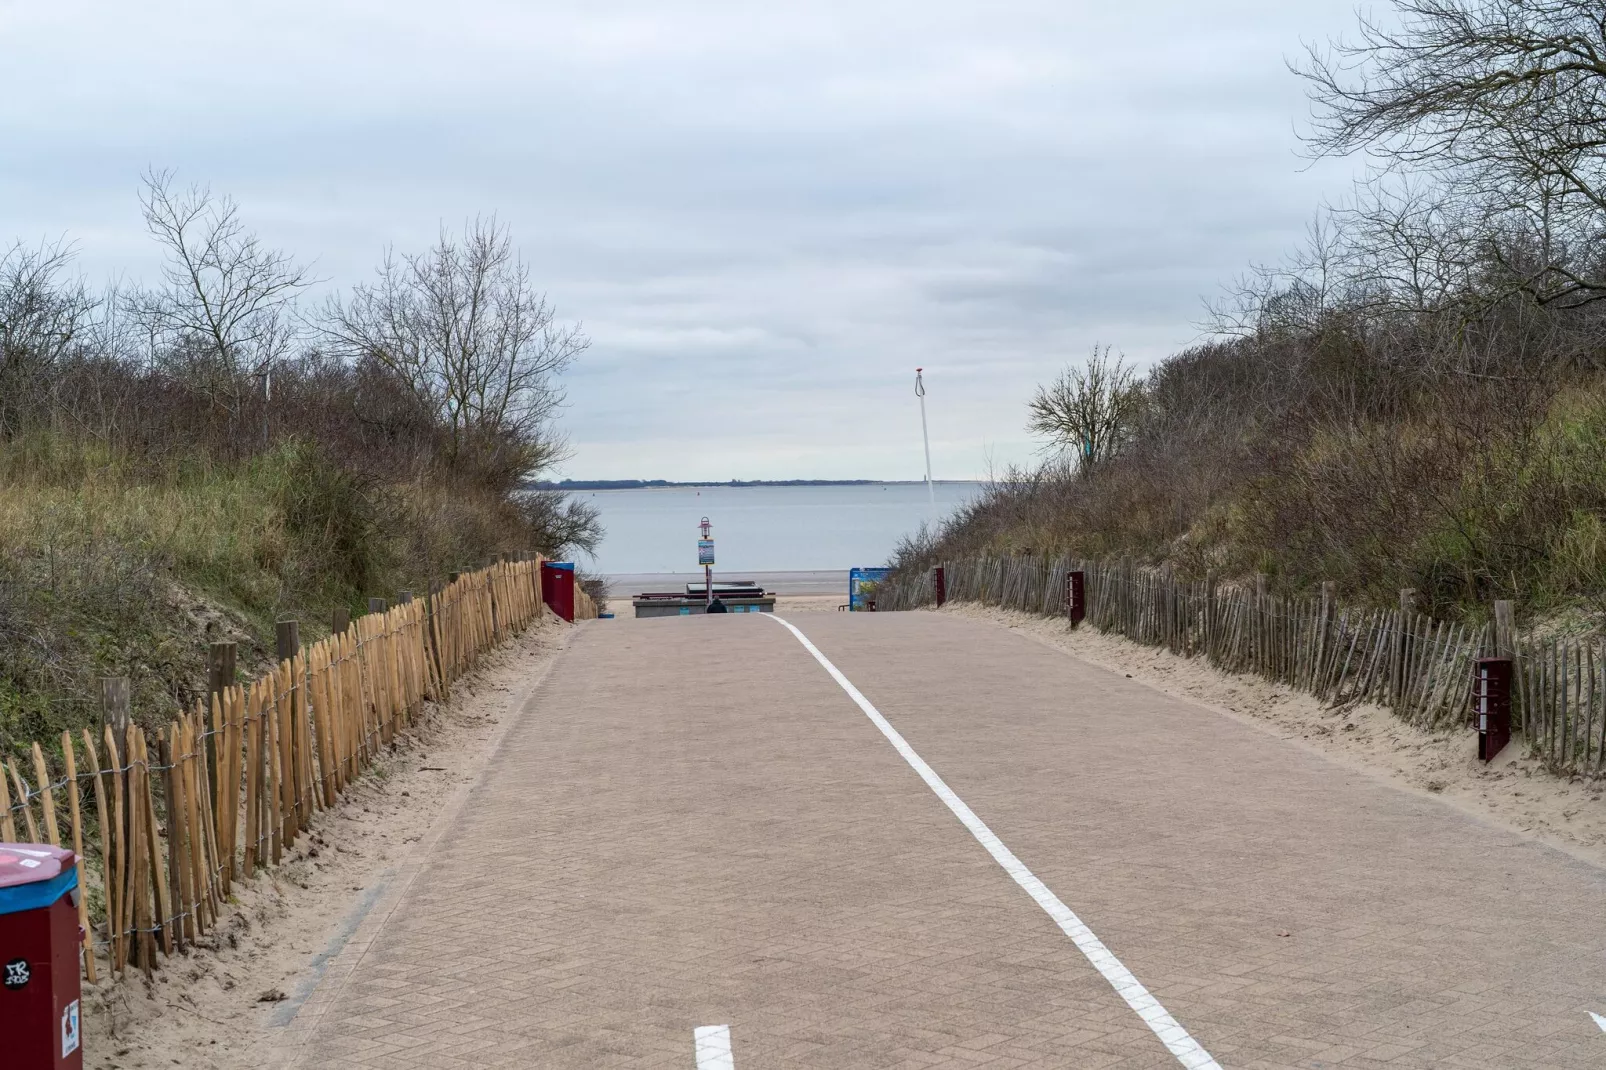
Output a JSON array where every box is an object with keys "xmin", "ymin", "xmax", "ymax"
[
  {"xmin": 1065, "ymin": 571, "xmax": 1086, "ymax": 626},
  {"xmin": 1472, "ymin": 657, "xmax": 1512, "ymax": 763}
]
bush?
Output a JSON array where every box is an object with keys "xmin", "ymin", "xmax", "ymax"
[
  {"xmin": 0, "ymin": 182, "xmax": 603, "ymax": 756},
  {"xmin": 899, "ymin": 342, "xmax": 1606, "ymax": 623}
]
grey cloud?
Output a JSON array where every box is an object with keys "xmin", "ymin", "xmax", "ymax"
[{"xmin": 2, "ymin": 0, "xmax": 1372, "ymax": 479}]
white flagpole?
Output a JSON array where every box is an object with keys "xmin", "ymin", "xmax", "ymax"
[{"xmin": 915, "ymin": 367, "xmax": 934, "ymax": 507}]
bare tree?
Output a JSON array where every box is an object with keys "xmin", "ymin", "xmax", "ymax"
[
  {"xmin": 1340, "ymin": 180, "xmax": 1480, "ymax": 315},
  {"xmin": 518, "ymin": 488, "xmax": 603, "ymax": 557},
  {"xmin": 321, "ymin": 217, "xmax": 588, "ymax": 481},
  {"xmin": 1026, "ymin": 345, "xmax": 1143, "ymax": 473},
  {"xmin": 0, "ymin": 239, "xmax": 97, "ymax": 436},
  {"xmin": 1297, "ymin": 0, "xmax": 1606, "ymax": 306},
  {"xmin": 126, "ymin": 169, "xmax": 312, "ymax": 411},
  {"xmin": 1206, "ymin": 214, "xmax": 1363, "ymax": 339}
]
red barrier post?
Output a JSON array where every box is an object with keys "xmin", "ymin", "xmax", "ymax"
[
  {"xmin": 1065, "ymin": 570, "xmax": 1086, "ymax": 628},
  {"xmin": 1472, "ymin": 657, "xmax": 1512, "ymax": 762}
]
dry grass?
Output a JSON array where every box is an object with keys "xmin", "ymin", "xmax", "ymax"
[
  {"xmin": 899, "ymin": 364, "xmax": 1606, "ymax": 625},
  {"xmin": 0, "ymin": 434, "xmax": 544, "ymax": 757}
]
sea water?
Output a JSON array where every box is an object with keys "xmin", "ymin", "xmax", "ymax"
[{"xmin": 571, "ymin": 482, "xmax": 985, "ymax": 574}]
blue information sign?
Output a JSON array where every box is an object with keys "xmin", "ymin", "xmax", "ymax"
[
  {"xmin": 697, "ymin": 539, "xmax": 715, "ymax": 566},
  {"xmin": 848, "ymin": 566, "xmax": 891, "ymax": 611}
]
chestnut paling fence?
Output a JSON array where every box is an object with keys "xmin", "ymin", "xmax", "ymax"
[
  {"xmin": 878, "ymin": 556, "xmax": 1605, "ymax": 775},
  {"xmin": 0, "ymin": 558, "xmax": 597, "ymax": 986}
]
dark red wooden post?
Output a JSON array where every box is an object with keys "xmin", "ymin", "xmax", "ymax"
[
  {"xmin": 1065, "ymin": 570, "xmax": 1086, "ymax": 627},
  {"xmin": 1472, "ymin": 657, "xmax": 1512, "ymax": 762},
  {"xmin": 932, "ymin": 566, "xmax": 946, "ymax": 607}
]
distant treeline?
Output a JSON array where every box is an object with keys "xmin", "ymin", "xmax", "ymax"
[{"xmin": 529, "ymin": 478, "xmax": 941, "ymax": 490}]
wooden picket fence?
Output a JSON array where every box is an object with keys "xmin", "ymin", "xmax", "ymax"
[
  {"xmin": 0, "ymin": 556, "xmax": 586, "ymax": 986},
  {"xmin": 878, "ymin": 555, "xmax": 1605, "ymax": 775}
]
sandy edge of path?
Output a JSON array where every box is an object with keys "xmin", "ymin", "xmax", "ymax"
[
  {"xmin": 82, "ymin": 615, "xmax": 574, "ymax": 1070},
  {"xmin": 774, "ymin": 594, "xmax": 845, "ymax": 613},
  {"xmin": 941, "ymin": 603, "xmax": 1606, "ymax": 869}
]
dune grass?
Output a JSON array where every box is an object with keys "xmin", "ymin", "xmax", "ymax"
[
  {"xmin": 903, "ymin": 380, "xmax": 1606, "ymax": 626},
  {"xmin": 0, "ymin": 434, "xmax": 523, "ymax": 758}
]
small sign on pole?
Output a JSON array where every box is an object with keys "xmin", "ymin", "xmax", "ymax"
[{"xmin": 698, "ymin": 517, "xmax": 715, "ymax": 606}]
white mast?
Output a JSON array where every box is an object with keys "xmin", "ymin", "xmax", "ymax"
[{"xmin": 915, "ymin": 367, "xmax": 934, "ymax": 506}]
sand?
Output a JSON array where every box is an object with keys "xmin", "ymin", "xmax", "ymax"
[
  {"xmin": 80, "ymin": 618, "xmax": 572, "ymax": 1070},
  {"xmin": 943, "ymin": 602, "xmax": 1606, "ymax": 868},
  {"xmin": 607, "ymin": 571, "xmax": 845, "ymax": 598},
  {"xmin": 774, "ymin": 594, "xmax": 847, "ymax": 614}
]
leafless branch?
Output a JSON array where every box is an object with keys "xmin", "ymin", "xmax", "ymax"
[{"xmin": 320, "ymin": 217, "xmax": 588, "ymax": 482}]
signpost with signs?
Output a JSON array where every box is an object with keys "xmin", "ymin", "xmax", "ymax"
[{"xmin": 698, "ymin": 517, "xmax": 714, "ymax": 606}]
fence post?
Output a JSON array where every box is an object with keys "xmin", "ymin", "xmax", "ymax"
[
  {"xmin": 932, "ymin": 566, "xmax": 946, "ymax": 608},
  {"xmin": 275, "ymin": 620, "xmax": 300, "ymax": 663},
  {"xmin": 1253, "ymin": 573, "xmax": 1268, "ymax": 674},
  {"xmin": 1492, "ymin": 598, "xmax": 1517, "ymax": 732},
  {"xmin": 207, "ymin": 642, "xmax": 236, "ymax": 702},
  {"xmin": 206, "ymin": 642, "xmax": 235, "ymax": 824},
  {"xmin": 332, "ymin": 606, "xmax": 350, "ymax": 635},
  {"xmin": 368, "ymin": 598, "xmax": 387, "ymax": 614},
  {"xmin": 487, "ymin": 560, "xmax": 500, "ymax": 635},
  {"xmin": 59, "ymin": 732, "xmax": 97, "ymax": 982},
  {"xmin": 1392, "ymin": 588, "xmax": 1418, "ymax": 707},
  {"xmin": 1493, "ymin": 599, "xmax": 1515, "ymax": 658},
  {"xmin": 1316, "ymin": 581, "xmax": 1335, "ymax": 693},
  {"xmin": 101, "ymin": 677, "xmax": 131, "ymax": 753},
  {"xmin": 399, "ymin": 590, "xmax": 414, "ymax": 605},
  {"xmin": 157, "ymin": 732, "xmax": 186, "ymax": 952},
  {"xmin": 426, "ymin": 579, "xmax": 447, "ymax": 702},
  {"xmin": 275, "ymin": 620, "xmax": 302, "ymax": 838},
  {"xmin": 98, "ymin": 677, "xmax": 133, "ymax": 967}
]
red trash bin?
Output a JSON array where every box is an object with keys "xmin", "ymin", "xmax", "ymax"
[
  {"xmin": 540, "ymin": 561, "xmax": 576, "ymax": 622},
  {"xmin": 0, "ymin": 844, "xmax": 83, "ymax": 1069}
]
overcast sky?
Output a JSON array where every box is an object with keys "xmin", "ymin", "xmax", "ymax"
[{"xmin": 1, "ymin": 1, "xmax": 1370, "ymax": 480}]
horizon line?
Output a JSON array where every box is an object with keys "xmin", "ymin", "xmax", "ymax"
[{"xmin": 532, "ymin": 478, "xmax": 983, "ymax": 488}]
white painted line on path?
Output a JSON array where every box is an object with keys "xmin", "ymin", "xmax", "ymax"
[
  {"xmin": 1591, "ymin": 1010, "xmax": 1606, "ymax": 1034},
  {"xmin": 694, "ymin": 1024, "xmax": 734, "ymax": 1069},
  {"xmin": 768, "ymin": 614, "xmax": 1223, "ymax": 1070}
]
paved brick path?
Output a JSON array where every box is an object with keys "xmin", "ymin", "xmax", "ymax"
[{"xmin": 277, "ymin": 613, "xmax": 1606, "ymax": 1068}]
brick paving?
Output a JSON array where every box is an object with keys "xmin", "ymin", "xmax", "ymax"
[{"xmin": 278, "ymin": 612, "xmax": 1606, "ymax": 1068}]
